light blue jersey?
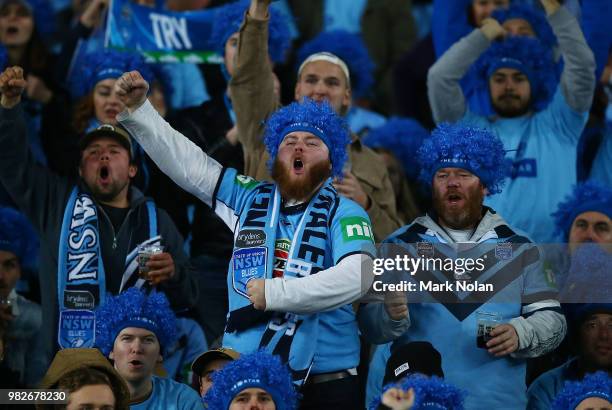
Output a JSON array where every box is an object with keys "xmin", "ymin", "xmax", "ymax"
[
  {"xmin": 527, "ymin": 359, "xmax": 577, "ymax": 410},
  {"xmin": 384, "ymin": 211, "xmax": 560, "ymax": 409},
  {"xmin": 214, "ymin": 168, "xmax": 374, "ymax": 374},
  {"xmin": 130, "ymin": 376, "xmax": 202, "ymax": 409},
  {"xmin": 462, "ymin": 89, "xmax": 588, "ymax": 243},
  {"xmin": 366, "ymin": 343, "xmax": 391, "ymax": 407}
]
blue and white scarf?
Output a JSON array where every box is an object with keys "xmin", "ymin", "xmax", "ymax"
[
  {"xmin": 226, "ymin": 179, "xmax": 340, "ymax": 384},
  {"xmin": 57, "ymin": 187, "xmax": 158, "ymax": 349}
]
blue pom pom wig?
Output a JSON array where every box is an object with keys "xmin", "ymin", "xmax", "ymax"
[
  {"xmin": 264, "ymin": 98, "xmax": 351, "ymax": 179},
  {"xmin": 418, "ymin": 123, "xmax": 510, "ymax": 195},
  {"xmin": 470, "ymin": 35, "xmax": 557, "ymax": 112},
  {"xmin": 492, "ymin": 4, "xmax": 557, "ymax": 50},
  {"xmin": 369, "ymin": 374, "xmax": 465, "ymax": 410},
  {"xmin": 364, "ymin": 117, "xmax": 430, "ymax": 180},
  {"xmin": 552, "ymin": 371, "xmax": 612, "ymax": 410},
  {"xmin": 70, "ymin": 50, "xmax": 154, "ymax": 100},
  {"xmin": 209, "ymin": 0, "xmax": 291, "ymax": 64},
  {"xmin": 551, "ymin": 181, "xmax": 612, "ymax": 240},
  {"xmin": 204, "ymin": 351, "xmax": 298, "ymax": 410},
  {"xmin": 296, "ymin": 30, "xmax": 374, "ymax": 98},
  {"xmin": 94, "ymin": 287, "xmax": 178, "ymax": 357}
]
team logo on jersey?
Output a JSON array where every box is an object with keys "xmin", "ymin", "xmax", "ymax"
[
  {"xmin": 495, "ymin": 242, "xmax": 513, "ymax": 260},
  {"xmin": 236, "ymin": 229, "xmax": 267, "ymax": 248},
  {"xmin": 416, "ymin": 241, "xmax": 434, "ymax": 258},
  {"xmin": 234, "ymin": 174, "xmax": 258, "ymax": 190},
  {"xmin": 58, "ymin": 309, "xmax": 95, "ymax": 349},
  {"xmin": 341, "ymin": 217, "xmax": 374, "ymax": 242},
  {"xmin": 232, "ymin": 247, "xmax": 267, "ymax": 298},
  {"xmin": 273, "ymin": 239, "xmax": 291, "ymax": 278}
]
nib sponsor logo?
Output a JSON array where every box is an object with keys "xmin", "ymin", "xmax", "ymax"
[
  {"xmin": 341, "ymin": 217, "xmax": 374, "ymax": 242},
  {"xmin": 273, "ymin": 239, "xmax": 291, "ymax": 278}
]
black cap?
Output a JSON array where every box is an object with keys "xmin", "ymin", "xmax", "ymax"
[
  {"xmin": 383, "ymin": 341, "xmax": 444, "ymax": 384},
  {"xmin": 79, "ymin": 124, "xmax": 133, "ymax": 158},
  {"xmin": 191, "ymin": 347, "xmax": 240, "ymax": 376}
]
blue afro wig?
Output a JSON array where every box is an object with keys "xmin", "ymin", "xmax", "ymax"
[
  {"xmin": 204, "ymin": 351, "xmax": 299, "ymax": 410},
  {"xmin": 296, "ymin": 30, "xmax": 374, "ymax": 98},
  {"xmin": 492, "ymin": 4, "xmax": 556, "ymax": 50},
  {"xmin": 364, "ymin": 117, "xmax": 430, "ymax": 180},
  {"xmin": 418, "ymin": 123, "xmax": 510, "ymax": 195},
  {"xmin": 369, "ymin": 374, "xmax": 465, "ymax": 410},
  {"xmin": 264, "ymin": 98, "xmax": 350, "ymax": 178},
  {"xmin": 94, "ymin": 287, "xmax": 178, "ymax": 357},
  {"xmin": 469, "ymin": 36, "xmax": 557, "ymax": 112},
  {"xmin": 69, "ymin": 50, "xmax": 154, "ymax": 100},
  {"xmin": 0, "ymin": 206, "xmax": 38, "ymax": 270},
  {"xmin": 209, "ymin": 0, "xmax": 291, "ymax": 64},
  {"xmin": 1, "ymin": 0, "xmax": 56, "ymax": 38},
  {"xmin": 551, "ymin": 181, "xmax": 612, "ymax": 240},
  {"xmin": 552, "ymin": 371, "xmax": 612, "ymax": 410}
]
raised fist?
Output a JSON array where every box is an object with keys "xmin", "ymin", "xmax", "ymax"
[
  {"xmin": 0, "ymin": 66, "xmax": 27, "ymax": 109},
  {"xmin": 480, "ymin": 18, "xmax": 506, "ymax": 41},
  {"xmin": 114, "ymin": 70, "xmax": 149, "ymax": 113}
]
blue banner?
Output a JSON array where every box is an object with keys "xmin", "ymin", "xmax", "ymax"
[{"xmin": 105, "ymin": 0, "xmax": 223, "ymax": 63}]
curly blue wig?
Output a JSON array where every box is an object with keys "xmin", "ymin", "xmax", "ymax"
[
  {"xmin": 418, "ymin": 123, "xmax": 510, "ymax": 195},
  {"xmin": 264, "ymin": 98, "xmax": 350, "ymax": 178},
  {"xmin": 204, "ymin": 351, "xmax": 299, "ymax": 410},
  {"xmin": 551, "ymin": 181, "xmax": 612, "ymax": 240},
  {"xmin": 0, "ymin": 206, "xmax": 38, "ymax": 270},
  {"xmin": 69, "ymin": 50, "xmax": 154, "ymax": 100},
  {"xmin": 492, "ymin": 4, "xmax": 556, "ymax": 50},
  {"xmin": 469, "ymin": 36, "xmax": 557, "ymax": 112},
  {"xmin": 0, "ymin": 0, "xmax": 56, "ymax": 38},
  {"xmin": 364, "ymin": 117, "xmax": 430, "ymax": 180},
  {"xmin": 552, "ymin": 371, "xmax": 612, "ymax": 410},
  {"xmin": 369, "ymin": 374, "xmax": 465, "ymax": 410},
  {"xmin": 94, "ymin": 287, "xmax": 178, "ymax": 357},
  {"xmin": 296, "ymin": 30, "xmax": 374, "ymax": 98},
  {"xmin": 209, "ymin": 0, "xmax": 291, "ymax": 64}
]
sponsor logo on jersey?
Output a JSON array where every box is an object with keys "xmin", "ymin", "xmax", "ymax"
[
  {"xmin": 273, "ymin": 239, "xmax": 291, "ymax": 278},
  {"xmin": 234, "ymin": 174, "xmax": 258, "ymax": 190},
  {"xmin": 341, "ymin": 217, "xmax": 374, "ymax": 242}
]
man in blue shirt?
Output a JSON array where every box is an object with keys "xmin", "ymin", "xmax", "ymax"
[
  {"xmin": 361, "ymin": 123, "xmax": 566, "ymax": 409},
  {"xmin": 94, "ymin": 288, "xmax": 202, "ymax": 410},
  {"xmin": 113, "ymin": 69, "xmax": 377, "ymax": 409},
  {"xmin": 427, "ymin": 0, "xmax": 595, "ymax": 243}
]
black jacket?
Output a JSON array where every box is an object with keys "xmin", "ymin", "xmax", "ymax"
[{"xmin": 0, "ymin": 105, "xmax": 198, "ymax": 364}]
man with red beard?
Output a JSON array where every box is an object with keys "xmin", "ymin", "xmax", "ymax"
[
  {"xmin": 114, "ymin": 70, "xmax": 376, "ymax": 409},
  {"xmin": 0, "ymin": 66, "xmax": 197, "ymax": 368},
  {"xmin": 362, "ymin": 123, "xmax": 566, "ymax": 409}
]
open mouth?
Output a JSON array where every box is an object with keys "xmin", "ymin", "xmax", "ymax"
[
  {"xmin": 6, "ymin": 26, "xmax": 18, "ymax": 35},
  {"xmin": 105, "ymin": 109, "xmax": 119, "ymax": 118},
  {"xmin": 447, "ymin": 194, "xmax": 463, "ymax": 205},
  {"xmin": 293, "ymin": 158, "xmax": 304, "ymax": 170},
  {"xmin": 99, "ymin": 166, "xmax": 110, "ymax": 182},
  {"xmin": 129, "ymin": 360, "xmax": 144, "ymax": 369}
]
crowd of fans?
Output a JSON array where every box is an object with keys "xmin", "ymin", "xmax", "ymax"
[{"xmin": 0, "ymin": 0, "xmax": 611, "ymax": 408}]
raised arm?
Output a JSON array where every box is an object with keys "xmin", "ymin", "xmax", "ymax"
[
  {"xmin": 427, "ymin": 18, "xmax": 504, "ymax": 123},
  {"xmin": 229, "ymin": 0, "xmax": 278, "ymax": 177},
  {"xmin": 543, "ymin": 0, "xmax": 596, "ymax": 113},
  {"xmin": 115, "ymin": 71, "xmax": 222, "ymax": 207}
]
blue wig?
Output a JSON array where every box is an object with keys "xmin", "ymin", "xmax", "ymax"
[
  {"xmin": 418, "ymin": 123, "xmax": 510, "ymax": 195},
  {"xmin": 264, "ymin": 98, "xmax": 350, "ymax": 178},
  {"xmin": 204, "ymin": 351, "xmax": 298, "ymax": 410},
  {"xmin": 492, "ymin": 4, "xmax": 556, "ymax": 50},
  {"xmin": 364, "ymin": 117, "xmax": 430, "ymax": 180},
  {"xmin": 369, "ymin": 374, "xmax": 465, "ymax": 410},
  {"xmin": 209, "ymin": 0, "xmax": 291, "ymax": 64},
  {"xmin": 296, "ymin": 30, "xmax": 374, "ymax": 98},
  {"xmin": 0, "ymin": 206, "xmax": 38, "ymax": 270},
  {"xmin": 469, "ymin": 36, "xmax": 557, "ymax": 112},
  {"xmin": 69, "ymin": 50, "xmax": 154, "ymax": 100},
  {"xmin": 551, "ymin": 181, "xmax": 612, "ymax": 240},
  {"xmin": 94, "ymin": 287, "xmax": 178, "ymax": 356},
  {"xmin": 552, "ymin": 371, "xmax": 612, "ymax": 410}
]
